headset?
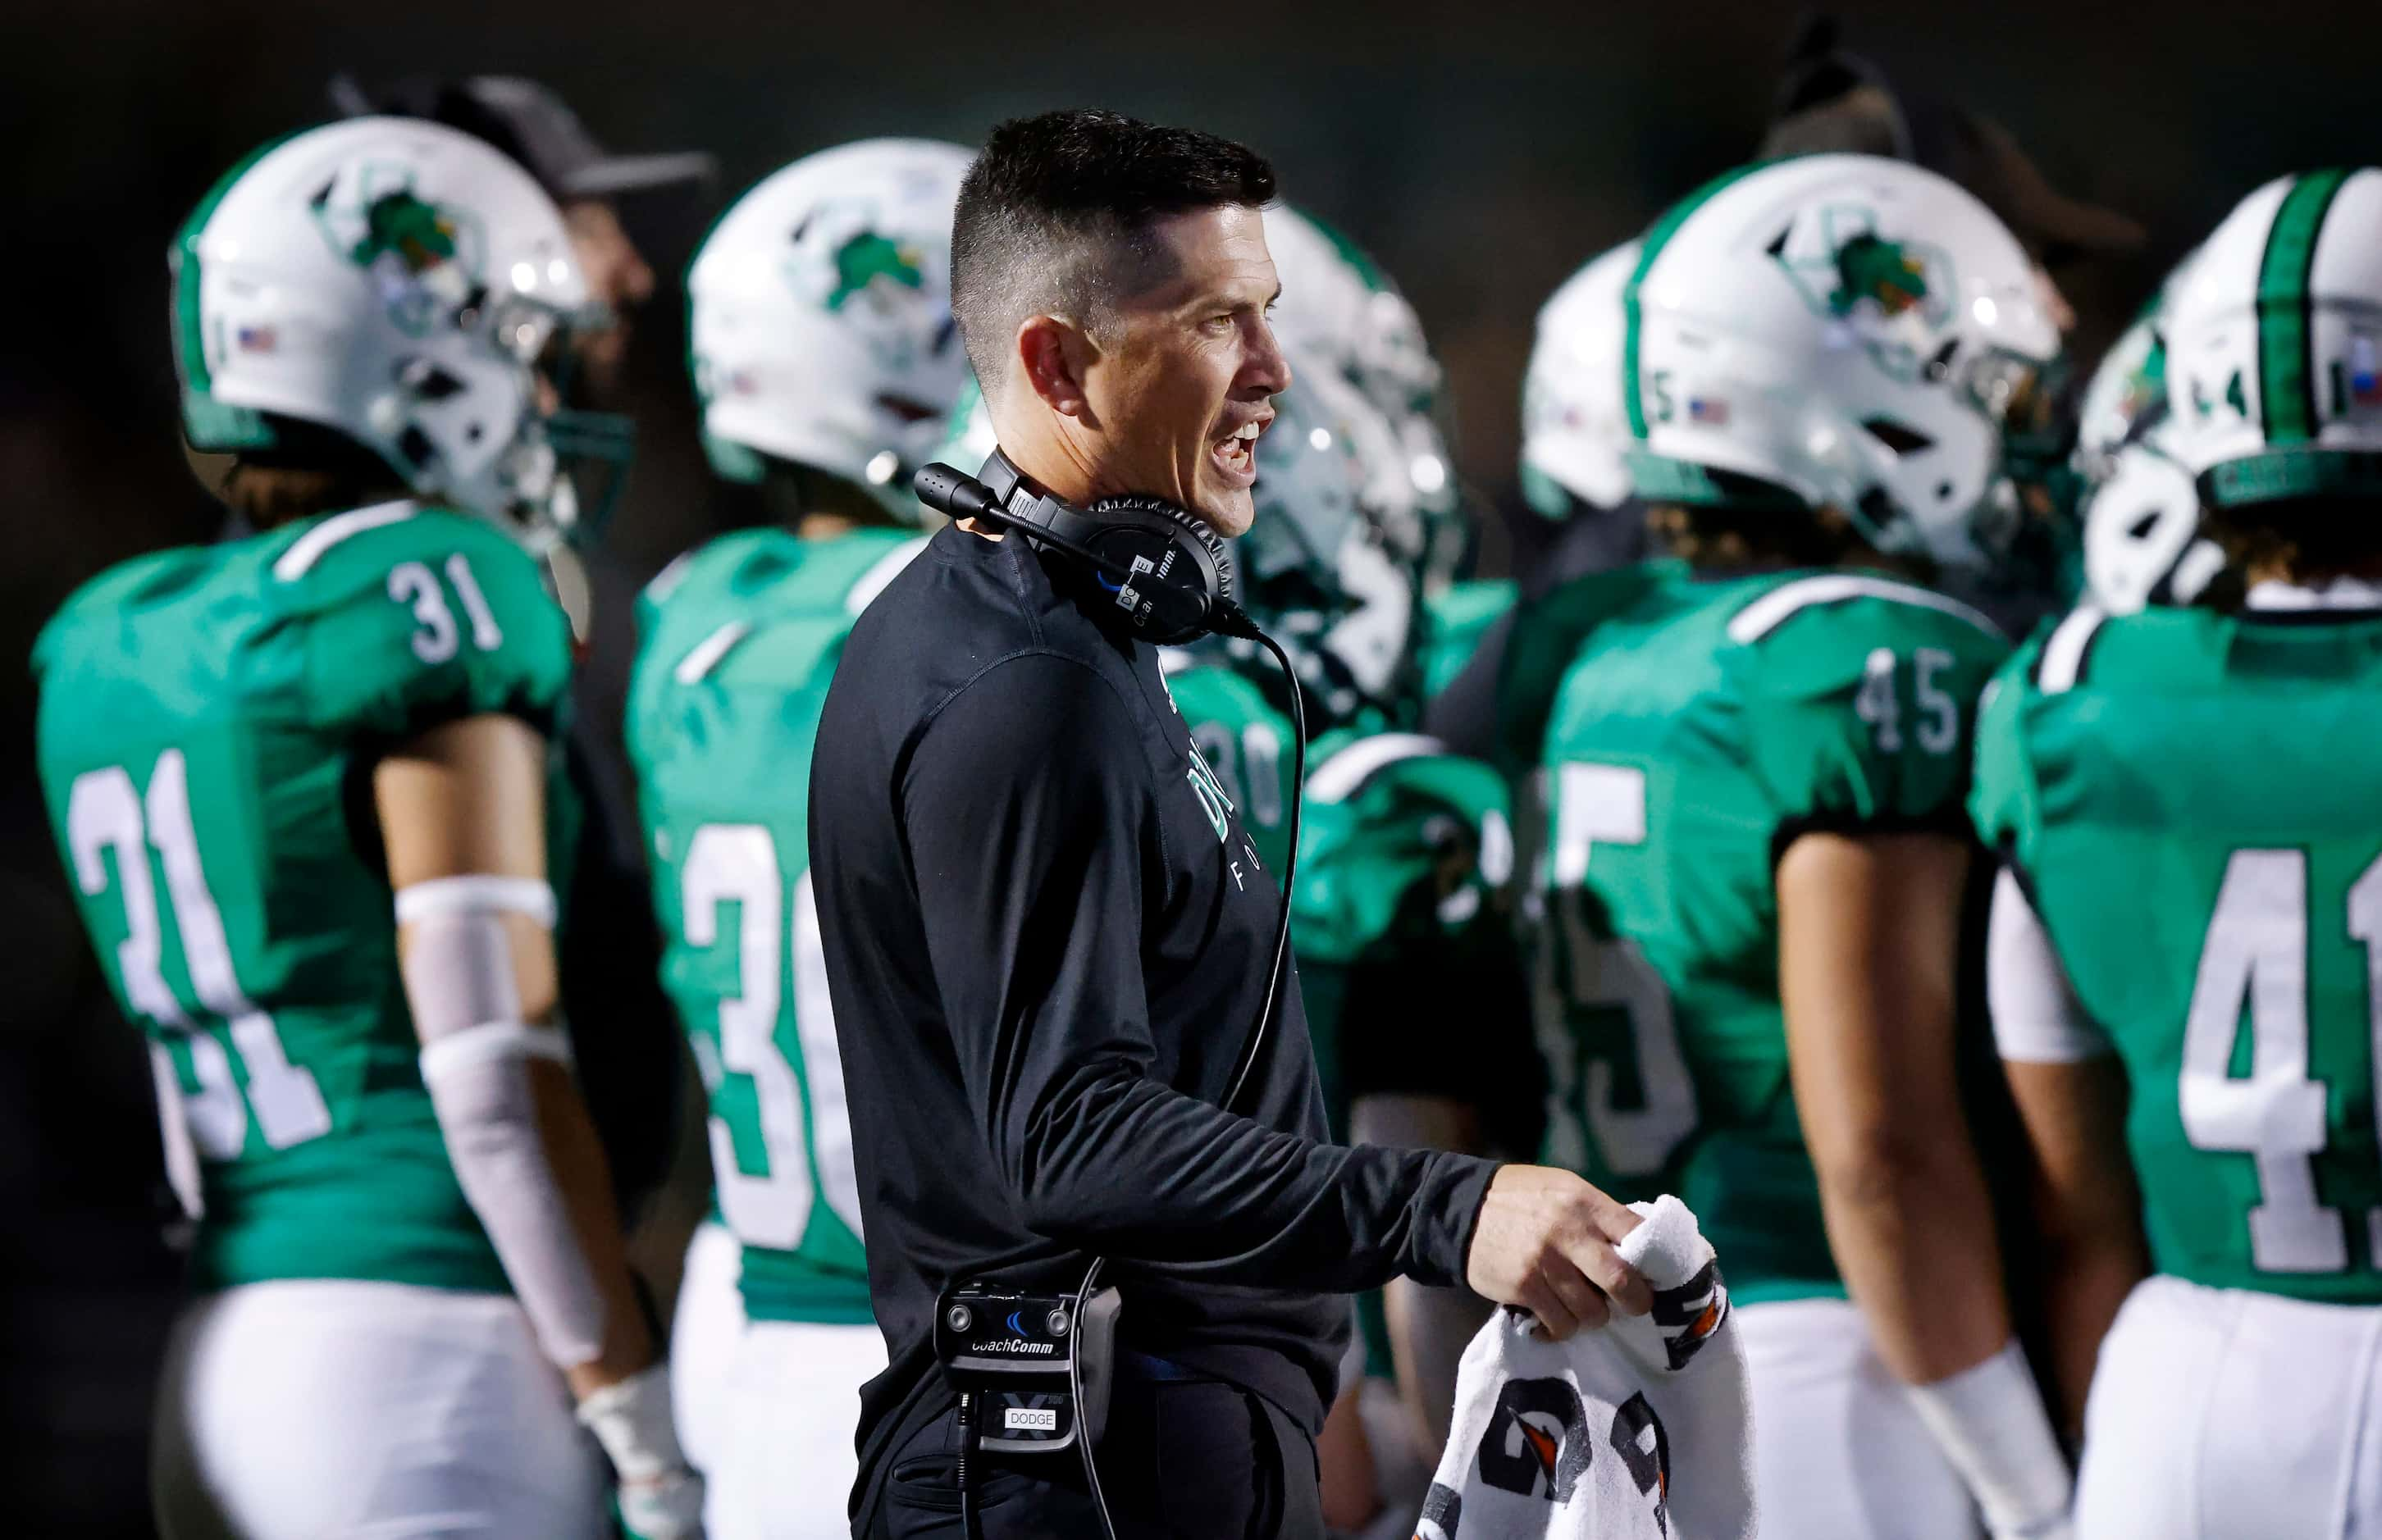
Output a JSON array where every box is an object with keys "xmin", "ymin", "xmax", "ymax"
[
  {"xmin": 915, "ymin": 452, "xmax": 1269, "ymax": 643},
  {"xmin": 915, "ymin": 453, "xmax": 1307, "ymax": 1540}
]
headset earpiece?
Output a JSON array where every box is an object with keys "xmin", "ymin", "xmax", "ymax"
[{"xmin": 1085, "ymin": 493, "xmax": 1237, "ymax": 622}]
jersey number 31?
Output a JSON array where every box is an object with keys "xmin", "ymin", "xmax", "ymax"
[{"xmin": 67, "ymin": 750, "xmax": 331, "ymax": 1160}]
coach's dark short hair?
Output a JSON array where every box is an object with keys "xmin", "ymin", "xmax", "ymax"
[{"xmin": 951, "ymin": 108, "xmax": 1276, "ymax": 394}]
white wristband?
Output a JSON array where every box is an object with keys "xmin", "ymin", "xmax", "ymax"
[
  {"xmin": 1905, "ymin": 1339, "xmax": 2074, "ymax": 1537},
  {"xmin": 577, "ymin": 1362, "xmax": 688, "ymax": 1484}
]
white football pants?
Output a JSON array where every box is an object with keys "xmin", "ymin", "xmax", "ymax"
[
  {"xmin": 1739, "ymin": 1296, "xmax": 1981, "ymax": 1538},
  {"xmin": 151, "ymin": 1278, "xmax": 605, "ymax": 1540},
  {"xmin": 670, "ymin": 1219, "xmax": 890, "ymax": 1538},
  {"xmin": 2078, "ymin": 1274, "xmax": 2382, "ymax": 1539}
]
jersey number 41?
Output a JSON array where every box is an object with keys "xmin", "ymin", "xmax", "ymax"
[{"xmin": 2182, "ymin": 847, "xmax": 2382, "ymax": 1273}]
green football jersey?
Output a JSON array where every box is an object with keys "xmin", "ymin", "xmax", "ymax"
[
  {"xmin": 1510, "ymin": 562, "xmax": 2007, "ymax": 1301},
  {"xmin": 627, "ymin": 525, "xmax": 925, "ymax": 1324},
  {"xmin": 1974, "ymin": 604, "xmax": 2382, "ymax": 1303},
  {"xmin": 33, "ymin": 501, "xmax": 577, "ymax": 1296},
  {"xmin": 1157, "ymin": 658, "xmax": 1515, "ymax": 1134},
  {"xmin": 1421, "ymin": 578, "xmax": 1517, "ymax": 703}
]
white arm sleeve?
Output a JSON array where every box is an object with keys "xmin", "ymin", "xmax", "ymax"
[
  {"xmin": 1987, "ymin": 867, "xmax": 2110, "ymax": 1064},
  {"xmin": 399, "ymin": 876, "xmax": 609, "ymax": 1368}
]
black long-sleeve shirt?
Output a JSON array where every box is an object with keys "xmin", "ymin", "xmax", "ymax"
[{"xmin": 809, "ymin": 520, "xmax": 1498, "ymax": 1529}]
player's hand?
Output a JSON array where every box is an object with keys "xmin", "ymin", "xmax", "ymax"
[
  {"xmin": 577, "ymin": 1362, "xmax": 703, "ymax": 1538},
  {"xmin": 618, "ymin": 1465, "xmax": 705, "ymax": 1540},
  {"xmin": 1464, "ymin": 1164, "xmax": 1650, "ymax": 1340}
]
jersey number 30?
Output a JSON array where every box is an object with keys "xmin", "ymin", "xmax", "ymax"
[
  {"xmin": 681, "ymin": 825, "xmax": 865, "ymax": 1252},
  {"xmin": 2181, "ymin": 847, "xmax": 2382, "ymax": 1273}
]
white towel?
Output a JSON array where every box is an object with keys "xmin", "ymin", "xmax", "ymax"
[{"xmin": 1415, "ymin": 1196, "xmax": 1755, "ymax": 1540}]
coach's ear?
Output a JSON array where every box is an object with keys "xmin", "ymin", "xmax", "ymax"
[{"xmin": 1016, "ymin": 314, "xmax": 1102, "ymax": 428}]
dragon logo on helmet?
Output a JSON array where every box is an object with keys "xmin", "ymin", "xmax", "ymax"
[
  {"xmin": 1830, "ymin": 233, "xmax": 1931, "ymax": 318},
  {"xmin": 826, "ymin": 230, "xmax": 924, "ymax": 312},
  {"xmin": 783, "ymin": 199, "xmax": 944, "ymax": 372},
  {"xmin": 308, "ymin": 165, "xmax": 485, "ymax": 338},
  {"xmin": 1773, "ymin": 205, "xmax": 1959, "ymax": 382}
]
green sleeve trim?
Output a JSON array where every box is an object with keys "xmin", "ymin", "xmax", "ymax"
[{"xmin": 2255, "ymin": 168, "xmax": 2353, "ymax": 447}]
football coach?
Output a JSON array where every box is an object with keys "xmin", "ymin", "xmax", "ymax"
[{"xmin": 810, "ymin": 108, "xmax": 1651, "ymax": 1538}]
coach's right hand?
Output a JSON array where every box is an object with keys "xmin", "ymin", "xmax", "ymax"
[{"xmin": 1466, "ymin": 1165, "xmax": 1654, "ymax": 1340}]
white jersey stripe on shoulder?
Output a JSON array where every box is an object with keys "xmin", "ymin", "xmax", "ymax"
[
  {"xmin": 846, "ymin": 536, "xmax": 932, "ymax": 615},
  {"xmin": 272, "ymin": 499, "xmax": 419, "ymax": 580},
  {"xmin": 2036, "ymin": 605, "xmax": 2109, "ymax": 695},
  {"xmin": 1725, "ymin": 573, "xmax": 2004, "ymax": 645},
  {"xmin": 643, "ymin": 549, "xmax": 697, "ymax": 604},
  {"xmin": 1307, "ymin": 731, "xmax": 1446, "ymax": 804},
  {"xmin": 673, "ymin": 621, "xmax": 753, "ymax": 686}
]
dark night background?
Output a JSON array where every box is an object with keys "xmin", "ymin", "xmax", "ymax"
[{"xmin": 1, "ymin": 1, "xmax": 2369, "ymax": 1530}]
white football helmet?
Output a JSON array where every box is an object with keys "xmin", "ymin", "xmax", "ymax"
[
  {"xmin": 1236, "ymin": 358, "xmax": 1418, "ymax": 720},
  {"xmin": 171, "ymin": 116, "xmax": 616, "ymax": 544},
  {"xmin": 2076, "ymin": 272, "xmax": 2223, "ymax": 613},
  {"xmin": 1521, "ymin": 239, "xmax": 1640, "ymax": 516},
  {"xmin": 1264, "ymin": 204, "xmax": 1457, "ymax": 569},
  {"xmin": 1627, "ymin": 153, "xmax": 2062, "ymax": 574},
  {"xmin": 687, "ymin": 138, "xmax": 974, "ymax": 521},
  {"xmin": 2163, "ymin": 168, "xmax": 2382, "ymax": 508}
]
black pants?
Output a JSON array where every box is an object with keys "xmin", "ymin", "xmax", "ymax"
[{"xmin": 870, "ymin": 1376, "xmax": 1323, "ymax": 1539}]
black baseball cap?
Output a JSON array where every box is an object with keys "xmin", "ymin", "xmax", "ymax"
[
  {"xmin": 1759, "ymin": 16, "xmax": 2145, "ymax": 262},
  {"xmin": 332, "ymin": 73, "xmax": 715, "ymax": 200}
]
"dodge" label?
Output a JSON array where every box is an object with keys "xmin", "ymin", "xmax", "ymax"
[{"xmin": 1004, "ymin": 1407, "xmax": 1060, "ymax": 1433}]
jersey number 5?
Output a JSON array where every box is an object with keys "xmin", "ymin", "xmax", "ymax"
[
  {"xmin": 1536, "ymin": 763, "xmax": 1700, "ymax": 1178},
  {"xmin": 2181, "ymin": 847, "xmax": 2382, "ymax": 1273},
  {"xmin": 66, "ymin": 750, "xmax": 331, "ymax": 1159}
]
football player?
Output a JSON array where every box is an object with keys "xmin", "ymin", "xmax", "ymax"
[
  {"xmin": 1980, "ymin": 168, "xmax": 2382, "ymax": 1540},
  {"xmin": 627, "ymin": 137, "xmax": 974, "ymax": 1538},
  {"xmin": 1504, "ymin": 154, "xmax": 2074, "ymax": 1538},
  {"xmin": 34, "ymin": 119, "xmax": 698, "ymax": 1538}
]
